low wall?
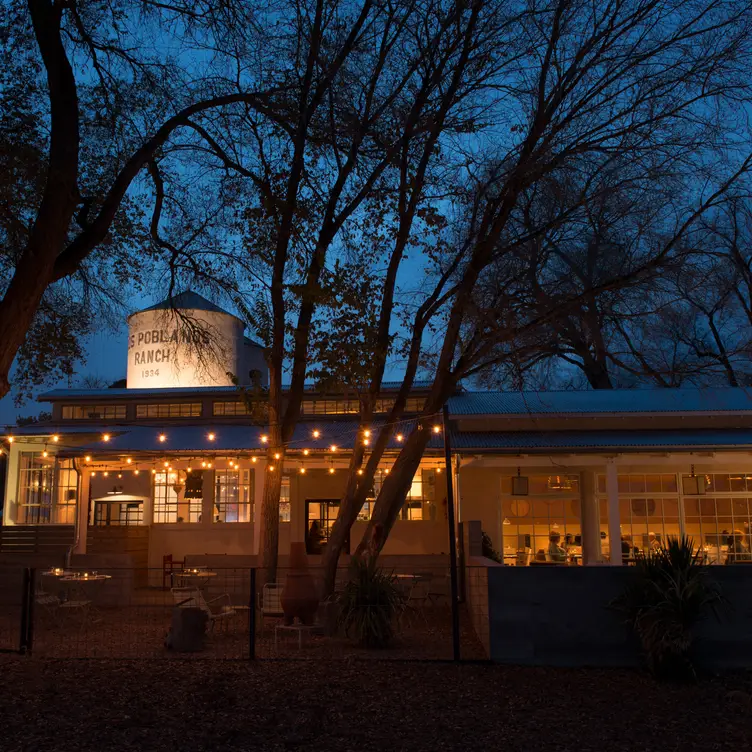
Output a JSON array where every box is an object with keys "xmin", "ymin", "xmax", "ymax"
[{"xmin": 486, "ymin": 565, "xmax": 752, "ymax": 669}]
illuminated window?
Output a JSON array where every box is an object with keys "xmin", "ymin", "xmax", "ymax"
[
  {"xmin": 61, "ymin": 404, "xmax": 126, "ymax": 420},
  {"xmin": 16, "ymin": 453, "xmax": 77, "ymax": 524},
  {"xmin": 214, "ymin": 469, "xmax": 252, "ymax": 523},
  {"xmin": 153, "ymin": 471, "xmax": 179, "ymax": 523},
  {"xmin": 213, "ymin": 401, "xmax": 252, "ymax": 416},
  {"xmin": 365, "ymin": 468, "xmax": 435, "ymax": 521},
  {"xmin": 300, "ymin": 396, "xmax": 425, "ymax": 415},
  {"xmin": 279, "ymin": 475, "xmax": 291, "ymax": 522},
  {"xmin": 136, "ymin": 403, "xmax": 201, "ymax": 418}
]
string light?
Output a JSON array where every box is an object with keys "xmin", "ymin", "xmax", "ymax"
[
  {"xmin": 312, "ymin": 430, "xmax": 320, "ymax": 439},
  {"xmin": 433, "ymin": 425, "xmax": 441, "ymax": 434},
  {"xmin": 134, "ymin": 470, "xmax": 140, "ymax": 475},
  {"xmin": 329, "ymin": 445, "xmax": 337, "ymax": 452},
  {"xmin": 126, "ymin": 458, "xmax": 132, "ymax": 464},
  {"xmin": 102, "ymin": 433, "xmax": 111, "ymax": 442},
  {"xmin": 207, "ymin": 432, "xmax": 216, "ymax": 441},
  {"xmin": 152, "ymin": 469, "xmax": 157, "ymax": 475},
  {"xmin": 396, "ymin": 434, "xmax": 404, "ymax": 442},
  {"xmin": 329, "ymin": 467, "xmax": 335, "ymax": 474},
  {"xmin": 303, "ymin": 449, "xmax": 310, "ymax": 456},
  {"xmin": 357, "ymin": 469, "xmax": 364, "ymax": 476},
  {"xmin": 103, "ymin": 471, "xmax": 109, "ymax": 477},
  {"xmin": 268, "ymin": 465, "xmax": 275, "ymax": 472},
  {"xmin": 207, "ymin": 462, "xmax": 213, "ymax": 469},
  {"xmin": 299, "ymin": 467, "xmax": 306, "ymax": 474},
  {"xmin": 52, "ymin": 435, "xmax": 59, "ymax": 443},
  {"xmin": 363, "ymin": 429, "xmax": 371, "ymax": 438},
  {"xmin": 158, "ymin": 434, "xmax": 167, "ymax": 443},
  {"xmin": 363, "ymin": 438, "xmax": 370, "ymax": 446},
  {"xmin": 164, "ymin": 461, "xmax": 169, "ymax": 468},
  {"xmin": 186, "ymin": 467, "xmax": 192, "ymax": 473},
  {"xmin": 42, "ymin": 449, "xmax": 49, "ymax": 458},
  {"xmin": 117, "ymin": 473, "xmax": 123, "ymax": 479},
  {"xmin": 251, "ymin": 457, "xmax": 258, "ymax": 464},
  {"xmin": 6, "ymin": 436, "xmax": 13, "ymax": 443},
  {"xmin": 91, "ymin": 471, "xmax": 97, "ymax": 477},
  {"xmin": 385, "ymin": 468, "xmax": 390, "ymax": 474},
  {"xmin": 261, "ymin": 434, "xmax": 269, "ymax": 444},
  {"xmin": 436, "ymin": 467, "xmax": 443, "ymax": 474},
  {"xmin": 274, "ymin": 452, "xmax": 281, "ymax": 460},
  {"xmin": 85, "ymin": 455, "xmax": 91, "ymax": 463}
]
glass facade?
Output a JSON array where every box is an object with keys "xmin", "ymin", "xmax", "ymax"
[
  {"xmin": 153, "ymin": 471, "xmax": 179, "ymax": 523},
  {"xmin": 300, "ymin": 397, "xmax": 425, "ymax": 415},
  {"xmin": 16, "ymin": 453, "xmax": 77, "ymax": 524}
]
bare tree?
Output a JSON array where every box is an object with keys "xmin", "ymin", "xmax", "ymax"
[{"xmin": 353, "ymin": 0, "xmax": 752, "ymax": 558}]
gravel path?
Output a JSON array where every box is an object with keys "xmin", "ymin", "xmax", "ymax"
[{"xmin": 1, "ymin": 657, "xmax": 751, "ymax": 751}]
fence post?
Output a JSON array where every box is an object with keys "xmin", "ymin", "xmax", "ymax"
[
  {"xmin": 19, "ymin": 567, "xmax": 35, "ymax": 655},
  {"xmin": 249, "ymin": 567, "xmax": 256, "ymax": 660}
]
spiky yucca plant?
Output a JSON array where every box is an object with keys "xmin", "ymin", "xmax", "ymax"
[
  {"xmin": 336, "ymin": 558, "xmax": 405, "ymax": 648},
  {"xmin": 612, "ymin": 535, "xmax": 726, "ymax": 679}
]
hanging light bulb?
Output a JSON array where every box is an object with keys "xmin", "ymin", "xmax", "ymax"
[
  {"xmin": 117, "ymin": 473, "xmax": 123, "ymax": 479},
  {"xmin": 201, "ymin": 461, "xmax": 207, "ymax": 468},
  {"xmin": 102, "ymin": 433, "xmax": 111, "ymax": 442},
  {"xmin": 269, "ymin": 465, "xmax": 275, "ymax": 472},
  {"xmin": 436, "ymin": 467, "xmax": 443, "ymax": 474},
  {"xmin": 251, "ymin": 457, "xmax": 258, "ymax": 463},
  {"xmin": 134, "ymin": 470, "xmax": 140, "ymax": 476},
  {"xmin": 363, "ymin": 438, "xmax": 370, "ymax": 446},
  {"xmin": 396, "ymin": 434, "xmax": 404, "ymax": 442},
  {"xmin": 158, "ymin": 433, "xmax": 167, "ymax": 443},
  {"xmin": 329, "ymin": 445, "xmax": 337, "ymax": 452},
  {"xmin": 42, "ymin": 449, "xmax": 49, "ymax": 458},
  {"xmin": 85, "ymin": 455, "xmax": 91, "ymax": 462},
  {"xmin": 91, "ymin": 471, "xmax": 97, "ymax": 477},
  {"xmin": 103, "ymin": 471, "xmax": 109, "ymax": 477},
  {"xmin": 303, "ymin": 449, "xmax": 310, "ymax": 456},
  {"xmin": 312, "ymin": 430, "xmax": 320, "ymax": 439},
  {"xmin": 152, "ymin": 469, "xmax": 157, "ymax": 475},
  {"xmin": 363, "ymin": 429, "xmax": 371, "ymax": 438},
  {"xmin": 300, "ymin": 467, "xmax": 306, "ymax": 474},
  {"xmin": 207, "ymin": 462, "xmax": 212, "ymax": 469},
  {"xmin": 126, "ymin": 458, "xmax": 132, "ymax": 464},
  {"xmin": 329, "ymin": 467, "xmax": 335, "ymax": 475},
  {"xmin": 260, "ymin": 434, "xmax": 269, "ymax": 444},
  {"xmin": 207, "ymin": 432, "xmax": 216, "ymax": 441},
  {"xmin": 274, "ymin": 452, "xmax": 281, "ymax": 460},
  {"xmin": 6, "ymin": 436, "xmax": 13, "ymax": 443},
  {"xmin": 357, "ymin": 469, "xmax": 364, "ymax": 476},
  {"xmin": 164, "ymin": 461, "xmax": 169, "ymax": 468},
  {"xmin": 52, "ymin": 435, "xmax": 60, "ymax": 443},
  {"xmin": 433, "ymin": 425, "xmax": 441, "ymax": 434}
]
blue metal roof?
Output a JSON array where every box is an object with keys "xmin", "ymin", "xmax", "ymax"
[
  {"xmin": 9, "ymin": 421, "xmax": 445, "ymax": 453},
  {"xmin": 450, "ymin": 428, "xmax": 752, "ymax": 452},
  {"xmin": 447, "ymin": 388, "xmax": 752, "ymax": 416}
]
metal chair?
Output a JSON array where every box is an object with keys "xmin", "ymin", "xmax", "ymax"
[
  {"xmin": 171, "ymin": 587, "xmax": 236, "ymax": 631},
  {"xmin": 258, "ymin": 583, "xmax": 284, "ymax": 635}
]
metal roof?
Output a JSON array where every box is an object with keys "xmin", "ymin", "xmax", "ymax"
[
  {"xmin": 9, "ymin": 421, "xmax": 444, "ymax": 453},
  {"xmin": 450, "ymin": 428, "xmax": 752, "ymax": 452},
  {"xmin": 446, "ymin": 388, "xmax": 752, "ymax": 416}
]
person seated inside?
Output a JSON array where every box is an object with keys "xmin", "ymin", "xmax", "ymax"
[
  {"xmin": 648, "ymin": 532, "xmax": 662, "ymax": 552},
  {"xmin": 726, "ymin": 530, "xmax": 752, "ymax": 564},
  {"xmin": 621, "ymin": 534, "xmax": 633, "ymax": 562},
  {"xmin": 547, "ymin": 531, "xmax": 567, "ymax": 563}
]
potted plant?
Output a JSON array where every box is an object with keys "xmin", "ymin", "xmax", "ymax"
[
  {"xmin": 336, "ymin": 558, "xmax": 405, "ymax": 648},
  {"xmin": 612, "ymin": 535, "xmax": 727, "ymax": 679}
]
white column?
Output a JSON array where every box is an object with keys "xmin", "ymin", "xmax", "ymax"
[
  {"xmin": 252, "ymin": 464, "xmax": 265, "ymax": 555},
  {"xmin": 580, "ymin": 471, "xmax": 601, "ymax": 566},
  {"xmin": 606, "ymin": 458, "xmax": 622, "ymax": 565},
  {"xmin": 74, "ymin": 466, "xmax": 90, "ymax": 554}
]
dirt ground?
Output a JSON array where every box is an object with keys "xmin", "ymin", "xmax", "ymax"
[{"xmin": 1, "ymin": 657, "xmax": 750, "ymax": 751}]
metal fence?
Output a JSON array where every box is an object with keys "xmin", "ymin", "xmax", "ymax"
[{"xmin": 0, "ymin": 564, "xmax": 488, "ymax": 661}]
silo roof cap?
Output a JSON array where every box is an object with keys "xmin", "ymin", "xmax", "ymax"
[{"xmin": 127, "ymin": 291, "xmax": 243, "ymax": 323}]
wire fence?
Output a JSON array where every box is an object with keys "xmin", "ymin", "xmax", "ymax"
[{"xmin": 1, "ymin": 564, "xmax": 489, "ymax": 661}]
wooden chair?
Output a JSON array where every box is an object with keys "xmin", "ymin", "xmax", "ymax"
[{"xmin": 163, "ymin": 554, "xmax": 185, "ymax": 590}]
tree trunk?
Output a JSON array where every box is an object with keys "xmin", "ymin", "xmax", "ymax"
[
  {"xmin": 585, "ymin": 362, "xmax": 613, "ymax": 389},
  {"xmin": 354, "ymin": 427, "xmax": 433, "ymax": 559},
  {"xmin": 260, "ymin": 451, "xmax": 284, "ymax": 583}
]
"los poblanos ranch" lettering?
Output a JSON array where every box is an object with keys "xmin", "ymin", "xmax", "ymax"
[{"xmin": 128, "ymin": 327, "xmax": 211, "ymax": 366}]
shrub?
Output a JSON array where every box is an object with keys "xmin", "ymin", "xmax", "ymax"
[
  {"xmin": 611, "ymin": 535, "xmax": 727, "ymax": 679},
  {"xmin": 336, "ymin": 558, "xmax": 405, "ymax": 648}
]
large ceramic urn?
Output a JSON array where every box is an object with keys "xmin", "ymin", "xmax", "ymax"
[{"xmin": 280, "ymin": 542, "xmax": 319, "ymax": 625}]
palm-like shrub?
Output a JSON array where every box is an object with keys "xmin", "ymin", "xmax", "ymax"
[
  {"xmin": 612, "ymin": 535, "xmax": 726, "ymax": 679},
  {"xmin": 336, "ymin": 558, "xmax": 405, "ymax": 648}
]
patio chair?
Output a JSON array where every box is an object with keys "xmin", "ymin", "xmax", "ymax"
[
  {"xmin": 35, "ymin": 590, "xmax": 61, "ymax": 623},
  {"xmin": 163, "ymin": 554, "xmax": 185, "ymax": 590},
  {"xmin": 258, "ymin": 583, "xmax": 284, "ymax": 635},
  {"xmin": 171, "ymin": 587, "xmax": 236, "ymax": 631}
]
